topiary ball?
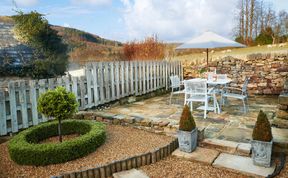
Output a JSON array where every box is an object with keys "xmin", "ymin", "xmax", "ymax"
[
  {"xmin": 252, "ymin": 110, "xmax": 273, "ymax": 142},
  {"xmin": 38, "ymin": 86, "xmax": 78, "ymax": 120},
  {"xmin": 179, "ymin": 105, "xmax": 196, "ymax": 131}
]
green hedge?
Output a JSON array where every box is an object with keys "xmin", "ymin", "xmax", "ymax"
[{"xmin": 8, "ymin": 120, "xmax": 106, "ymax": 166}]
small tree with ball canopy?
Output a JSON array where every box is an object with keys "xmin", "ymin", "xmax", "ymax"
[{"xmin": 38, "ymin": 86, "xmax": 78, "ymax": 142}]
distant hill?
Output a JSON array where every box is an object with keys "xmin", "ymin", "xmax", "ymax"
[
  {"xmin": 52, "ymin": 26, "xmax": 124, "ymax": 63},
  {"xmin": 0, "ymin": 16, "xmax": 124, "ymax": 63}
]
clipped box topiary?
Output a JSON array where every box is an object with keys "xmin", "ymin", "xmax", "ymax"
[
  {"xmin": 38, "ymin": 86, "xmax": 78, "ymax": 142},
  {"xmin": 177, "ymin": 105, "xmax": 197, "ymax": 153},
  {"xmin": 251, "ymin": 110, "xmax": 273, "ymax": 167},
  {"xmin": 8, "ymin": 119, "xmax": 106, "ymax": 166}
]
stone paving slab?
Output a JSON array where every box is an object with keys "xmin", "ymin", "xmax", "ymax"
[
  {"xmin": 113, "ymin": 169, "xmax": 149, "ymax": 178},
  {"xmin": 89, "ymin": 94, "xmax": 288, "ymax": 153},
  {"xmin": 172, "ymin": 148, "xmax": 220, "ymax": 165},
  {"xmin": 200, "ymin": 139, "xmax": 239, "ymax": 153},
  {"xmin": 236, "ymin": 143, "xmax": 251, "ymax": 156},
  {"xmin": 212, "ymin": 153, "xmax": 275, "ymax": 177}
]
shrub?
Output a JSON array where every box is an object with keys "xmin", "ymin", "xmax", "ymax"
[
  {"xmin": 38, "ymin": 87, "xmax": 78, "ymax": 142},
  {"xmin": 123, "ymin": 35, "xmax": 165, "ymax": 60},
  {"xmin": 179, "ymin": 105, "xmax": 196, "ymax": 131},
  {"xmin": 252, "ymin": 110, "xmax": 273, "ymax": 142},
  {"xmin": 8, "ymin": 120, "xmax": 106, "ymax": 166},
  {"xmin": 11, "ymin": 11, "xmax": 69, "ymax": 78}
]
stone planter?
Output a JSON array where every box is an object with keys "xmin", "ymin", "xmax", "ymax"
[
  {"xmin": 251, "ymin": 140, "xmax": 273, "ymax": 167},
  {"xmin": 177, "ymin": 128, "xmax": 197, "ymax": 153}
]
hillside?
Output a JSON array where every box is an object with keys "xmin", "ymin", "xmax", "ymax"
[{"xmin": 52, "ymin": 26, "xmax": 123, "ymax": 63}]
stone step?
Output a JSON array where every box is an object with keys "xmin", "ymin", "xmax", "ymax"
[
  {"xmin": 272, "ymin": 127, "xmax": 288, "ymax": 154},
  {"xmin": 172, "ymin": 147, "xmax": 220, "ymax": 165},
  {"xmin": 199, "ymin": 139, "xmax": 251, "ymax": 156},
  {"xmin": 272, "ymin": 118, "xmax": 288, "ymax": 129},
  {"xmin": 113, "ymin": 169, "xmax": 149, "ymax": 178},
  {"xmin": 212, "ymin": 153, "xmax": 275, "ymax": 177}
]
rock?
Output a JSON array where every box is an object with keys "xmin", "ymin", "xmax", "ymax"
[
  {"xmin": 272, "ymin": 118, "xmax": 288, "ymax": 129},
  {"xmin": 112, "ymin": 119, "xmax": 121, "ymax": 125},
  {"xmin": 96, "ymin": 117, "xmax": 103, "ymax": 122},
  {"xmin": 123, "ymin": 117, "xmax": 135, "ymax": 124},
  {"xmin": 73, "ymin": 113, "xmax": 84, "ymax": 120},
  {"xmin": 279, "ymin": 95, "xmax": 288, "ymax": 105},
  {"xmin": 128, "ymin": 96, "xmax": 136, "ymax": 103},
  {"xmin": 276, "ymin": 110, "xmax": 288, "ymax": 120},
  {"xmin": 140, "ymin": 119, "xmax": 152, "ymax": 127},
  {"xmin": 236, "ymin": 143, "xmax": 251, "ymax": 156},
  {"xmin": 172, "ymin": 148, "xmax": 219, "ymax": 165},
  {"xmin": 278, "ymin": 104, "xmax": 288, "ymax": 110},
  {"xmin": 113, "ymin": 169, "xmax": 149, "ymax": 178},
  {"xmin": 159, "ymin": 121, "xmax": 170, "ymax": 127},
  {"xmin": 212, "ymin": 153, "xmax": 275, "ymax": 177}
]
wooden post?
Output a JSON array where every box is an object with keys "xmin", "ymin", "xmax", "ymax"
[{"xmin": 0, "ymin": 90, "xmax": 7, "ymax": 135}]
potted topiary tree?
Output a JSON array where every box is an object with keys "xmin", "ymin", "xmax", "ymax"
[
  {"xmin": 251, "ymin": 110, "xmax": 273, "ymax": 167},
  {"xmin": 38, "ymin": 86, "xmax": 78, "ymax": 142},
  {"xmin": 177, "ymin": 105, "xmax": 197, "ymax": 152}
]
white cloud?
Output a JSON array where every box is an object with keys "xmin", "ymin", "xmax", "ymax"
[
  {"xmin": 63, "ymin": 23, "xmax": 71, "ymax": 27},
  {"xmin": 14, "ymin": 0, "xmax": 38, "ymax": 7},
  {"xmin": 70, "ymin": 0, "xmax": 112, "ymax": 6},
  {"xmin": 121, "ymin": 0, "xmax": 237, "ymax": 42}
]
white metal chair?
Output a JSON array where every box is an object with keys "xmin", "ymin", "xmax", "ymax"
[
  {"xmin": 169, "ymin": 75, "xmax": 184, "ymax": 104},
  {"xmin": 221, "ymin": 77, "xmax": 250, "ymax": 113},
  {"xmin": 184, "ymin": 79, "xmax": 217, "ymax": 119}
]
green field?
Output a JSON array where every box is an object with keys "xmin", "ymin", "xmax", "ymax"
[{"xmin": 173, "ymin": 43, "xmax": 288, "ymax": 64}]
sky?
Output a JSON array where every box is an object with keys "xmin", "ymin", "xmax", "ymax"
[{"xmin": 0, "ymin": 0, "xmax": 288, "ymax": 43}]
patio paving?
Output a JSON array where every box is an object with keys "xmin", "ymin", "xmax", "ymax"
[{"xmin": 92, "ymin": 93, "xmax": 288, "ymax": 149}]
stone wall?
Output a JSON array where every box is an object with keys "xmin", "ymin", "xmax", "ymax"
[
  {"xmin": 0, "ymin": 22, "xmax": 34, "ymax": 64},
  {"xmin": 183, "ymin": 53, "xmax": 288, "ymax": 95},
  {"xmin": 273, "ymin": 80, "xmax": 288, "ymax": 128}
]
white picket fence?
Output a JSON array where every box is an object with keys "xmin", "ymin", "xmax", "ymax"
[{"xmin": 0, "ymin": 60, "xmax": 182, "ymax": 136}]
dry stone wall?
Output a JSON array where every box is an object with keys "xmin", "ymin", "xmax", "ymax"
[
  {"xmin": 183, "ymin": 53, "xmax": 288, "ymax": 95},
  {"xmin": 273, "ymin": 80, "xmax": 288, "ymax": 128},
  {"xmin": 0, "ymin": 22, "xmax": 34, "ymax": 64}
]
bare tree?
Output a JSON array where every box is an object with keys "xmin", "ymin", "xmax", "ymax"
[
  {"xmin": 245, "ymin": 0, "xmax": 250, "ymax": 42},
  {"xmin": 249, "ymin": 0, "xmax": 255, "ymax": 39}
]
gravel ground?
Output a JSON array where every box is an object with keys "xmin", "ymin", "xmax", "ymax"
[
  {"xmin": 40, "ymin": 134, "xmax": 79, "ymax": 144},
  {"xmin": 141, "ymin": 156, "xmax": 288, "ymax": 178},
  {"xmin": 141, "ymin": 156, "xmax": 249, "ymax": 178},
  {"xmin": 0, "ymin": 125, "xmax": 174, "ymax": 178}
]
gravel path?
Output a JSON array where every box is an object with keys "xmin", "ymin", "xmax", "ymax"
[
  {"xmin": 141, "ymin": 156, "xmax": 248, "ymax": 178},
  {"xmin": 0, "ymin": 125, "xmax": 174, "ymax": 178}
]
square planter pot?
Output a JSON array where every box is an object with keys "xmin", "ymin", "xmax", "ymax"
[
  {"xmin": 251, "ymin": 139, "xmax": 273, "ymax": 167},
  {"xmin": 177, "ymin": 128, "xmax": 197, "ymax": 153}
]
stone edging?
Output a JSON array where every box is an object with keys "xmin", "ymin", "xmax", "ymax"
[{"xmin": 51, "ymin": 138, "xmax": 179, "ymax": 178}]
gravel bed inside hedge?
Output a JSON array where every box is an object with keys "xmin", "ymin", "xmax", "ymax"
[
  {"xmin": 39, "ymin": 134, "xmax": 80, "ymax": 144},
  {"xmin": 140, "ymin": 156, "xmax": 248, "ymax": 178},
  {"xmin": 0, "ymin": 125, "xmax": 174, "ymax": 178}
]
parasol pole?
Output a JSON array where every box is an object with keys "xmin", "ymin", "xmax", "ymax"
[{"xmin": 206, "ymin": 48, "xmax": 209, "ymax": 71}]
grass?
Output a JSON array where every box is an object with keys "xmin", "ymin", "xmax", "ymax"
[{"xmin": 173, "ymin": 43, "xmax": 288, "ymax": 64}]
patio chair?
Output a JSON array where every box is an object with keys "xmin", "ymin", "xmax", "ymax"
[
  {"xmin": 221, "ymin": 77, "xmax": 250, "ymax": 113},
  {"xmin": 184, "ymin": 79, "xmax": 217, "ymax": 119},
  {"xmin": 169, "ymin": 75, "xmax": 184, "ymax": 104}
]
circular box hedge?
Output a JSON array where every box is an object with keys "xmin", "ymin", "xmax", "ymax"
[{"xmin": 8, "ymin": 120, "xmax": 106, "ymax": 166}]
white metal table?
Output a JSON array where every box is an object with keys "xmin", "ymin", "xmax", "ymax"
[{"xmin": 207, "ymin": 79, "xmax": 232, "ymax": 113}]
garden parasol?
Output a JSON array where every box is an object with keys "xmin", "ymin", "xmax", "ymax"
[{"xmin": 176, "ymin": 31, "xmax": 245, "ymax": 70}]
